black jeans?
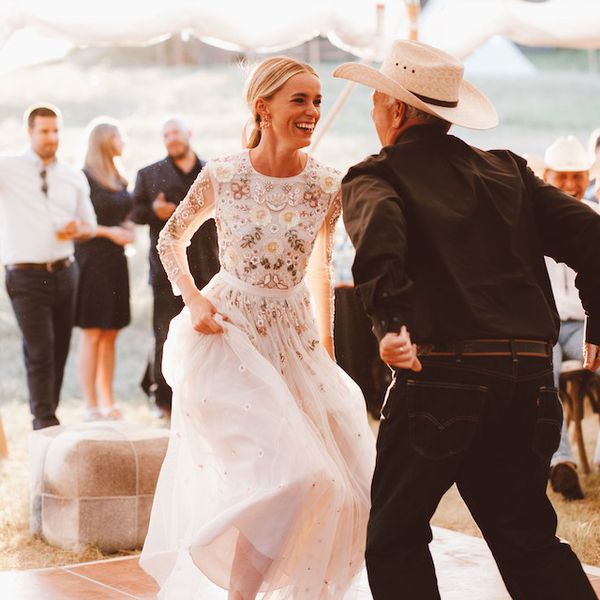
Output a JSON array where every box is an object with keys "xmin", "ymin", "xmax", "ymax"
[
  {"xmin": 151, "ymin": 284, "xmax": 184, "ymax": 409},
  {"xmin": 5, "ymin": 263, "xmax": 78, "ymax": 430},
  {"xmin": 366, "ymin": 353, "xmax": 597, "ymax": 600}
]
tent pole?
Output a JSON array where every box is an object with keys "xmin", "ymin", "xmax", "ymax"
[
  {"xmin": 309, "ymin": 79, "xmax": 359, "ymax": 154},
  {"xmin": 407, "ymin": 0, "xmax": 420, "ymax": 41},
  {"xmin": 310, "ymin": 2, "xmax": 388, "ymax": 154}
]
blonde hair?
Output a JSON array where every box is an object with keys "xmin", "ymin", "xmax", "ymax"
[
  {"xmin": 84, "ymin": 118, "xmax": 127, "ymax": 191},
  {"xmin": 244, "ymin": 56, "xmax": 318, "ymax": 149}
]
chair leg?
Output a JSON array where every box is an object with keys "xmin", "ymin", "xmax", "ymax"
[
  {"xmin": 0, "ymin": 414, "xmax": 8, "ymax": 459},
  {"xmin": 573, "ymin": 387, "xmax": 590, "ymax": 475},
  {"xmin": 563, "ymin": 384, "xmax": 574, "ymax": 429}
]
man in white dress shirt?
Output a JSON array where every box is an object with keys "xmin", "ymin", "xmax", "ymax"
[
  {"xmin": 0, "ymin": 104, "xmax": 96, "ymax": 429},
  {"xmin": 544, "ymin": 135, "xmax": 600, "ymax": 499}
]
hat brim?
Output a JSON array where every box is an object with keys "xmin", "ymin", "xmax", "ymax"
[{"xmin": 332, "ymin": 62, "xmax": 499, "ymax": 131}]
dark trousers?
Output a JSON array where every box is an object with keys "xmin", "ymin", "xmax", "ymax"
[
  {"xmin": 151, "ymin": 284, "xmax": 184, "ymax": 409},
  {"xmin": 5, "ymin": 264, "xmax": 78, "ymax": 430},
  {"xmin": 367, "ymin": 353, "xmax": 597, "ymax": 600}
]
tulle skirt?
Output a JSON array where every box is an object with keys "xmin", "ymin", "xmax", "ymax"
[{"xmin": 140, "ymin": 270, "xmax": 375, "ymax": 599}]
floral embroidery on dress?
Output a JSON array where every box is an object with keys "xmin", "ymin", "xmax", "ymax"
[{"xmin": 209, "ymin": 151, "xmax": 341, "ymax": 291}]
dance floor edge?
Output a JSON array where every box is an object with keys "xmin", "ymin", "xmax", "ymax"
[{"xmin": 1, "ymin": 527, "xmax": 599, "ymax": 599}]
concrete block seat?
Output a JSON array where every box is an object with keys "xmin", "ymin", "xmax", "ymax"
[{"xmin": 30, "ymin": 421, "xmax": 169, "ymax": 552}]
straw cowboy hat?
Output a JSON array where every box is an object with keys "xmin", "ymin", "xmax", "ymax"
[
  {"xmin": 333, "ymin": 39, "xmax": 498, "ymax": 130},
  {"xmin": 544, "ymin": 136, "xmax": 598, "ymax": 173}
]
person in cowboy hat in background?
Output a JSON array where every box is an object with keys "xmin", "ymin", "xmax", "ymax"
[
  {"xmin": 543, "ymin": 135, "xmax": 600, "ymax": 500},
  {"xmin": 335, "ymin": 40, "xmax": 599, "ymax": 599}
]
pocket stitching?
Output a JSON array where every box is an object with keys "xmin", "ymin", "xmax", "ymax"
[{"xmin": 410, "ymin": 411, "xmax": 479, "ymax": 431}]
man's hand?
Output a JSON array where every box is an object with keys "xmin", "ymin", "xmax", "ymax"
[
  {"xmin": 107, "ymin": 226, "xmax": 135, "ymax": 247},
  {"xmin": 379, "ymin": 325, "xmax": 422, "ymax": 371},
  {"xmin": 55, "ymin": 219, "xmax": 81, "ymax": 240},
  {"xmin": 583, "ymin": 343, "xmax": 600, "ymax": 371},
  {"xmin": 152, "ymin": 192, "xmax": 176, "ymax": 221}
]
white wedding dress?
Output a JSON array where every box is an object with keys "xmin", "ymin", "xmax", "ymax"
[{"xmin": 140, "ymin": 151, "xmax": 375, "ymax": 599}]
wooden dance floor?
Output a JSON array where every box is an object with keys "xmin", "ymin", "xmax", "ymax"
[{"xmin": 2, "ymin": 528, "xmax": 600, "ymax": 599}]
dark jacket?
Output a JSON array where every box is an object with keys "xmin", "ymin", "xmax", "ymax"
[
  {"xmin": 129, "ymin": 156, "xmax": 219, "ymax": 289},
  {"xmin": 342, "ymin": 125, "xmax": 600, "ymax": 345}
]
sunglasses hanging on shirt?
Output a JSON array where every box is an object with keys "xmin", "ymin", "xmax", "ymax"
[{"xmin": 40, "ymin": 169, "xmax": 48, "ymax": 196}]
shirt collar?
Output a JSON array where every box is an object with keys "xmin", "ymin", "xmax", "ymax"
[
  {"xmin": 167, "ymin": 153, "xmax": 200, "ymax": 176},
  {"xmin": 394, "ymin": 123, "xmax": 449, "ymax": 146},
  {"xmin": 23, "ymin": 147, "xmax": 58, "ymax": 169}
]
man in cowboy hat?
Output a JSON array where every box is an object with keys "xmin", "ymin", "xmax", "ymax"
[
  {"xmin": 543, "ymin": 135, "xmax": 600, "ymax": 499},
  {"xmin": 335, "ymin": 40, "xmax": 599, "ymax": 599}
]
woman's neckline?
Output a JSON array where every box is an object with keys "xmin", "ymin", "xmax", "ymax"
[{"xmin": 246, "ymin": 149, "xmax": 310, "ymax": 180}]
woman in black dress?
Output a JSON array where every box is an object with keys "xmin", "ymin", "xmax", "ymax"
[{"xmin": 75, "ymin": 119, "xmax": 134, "ymax": 420}]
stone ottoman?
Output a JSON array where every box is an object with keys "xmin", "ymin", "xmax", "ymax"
[{"xmin": 30, "ymin": 421, "xmax": 169, "ymax": 552}]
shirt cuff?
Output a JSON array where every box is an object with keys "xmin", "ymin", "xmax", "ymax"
[
  {"xmin": 584, "ymin": 317, "xmax": 600, "ymax": 345},
  {"xmin": 372, "ymin": 312, "xmax": 405, "ymax": 341}
]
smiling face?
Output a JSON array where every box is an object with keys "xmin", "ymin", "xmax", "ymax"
[
  {"xmin": 258, "ymin": 72, "xmax": 322, "ymax": 150},
  {"xmin": 29, "ymin": 115, "xmax": 59, "ymax": 161},
  {"xmin": 544, "ymin": 168, "xmax": 590, "ymax": 201}
]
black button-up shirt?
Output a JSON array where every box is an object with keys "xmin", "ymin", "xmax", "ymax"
[
  {"xmin": 129, "ymin": 155, "xmax": 219, "ymax": 289},
  {"xmin": 342, "ymin": 125, "xmax": 600, "ymax": 345}
]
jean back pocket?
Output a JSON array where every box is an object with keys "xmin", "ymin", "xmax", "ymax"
[{"xmin": 407, "ymin": 380, "xmax": 487, "ymax": 461}]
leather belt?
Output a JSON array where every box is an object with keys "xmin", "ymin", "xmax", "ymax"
[
  {"xmin": 416, "ymin": 339, "xmax": 552, "ymax": 358},
  {"xmin": 5, "ymin": 257, "xmax": 73, "ymax": 273}
]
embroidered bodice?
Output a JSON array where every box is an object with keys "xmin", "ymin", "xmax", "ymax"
[{"xmin": 157, "ymin": 150, "xmax": 342, "ymax": 344}]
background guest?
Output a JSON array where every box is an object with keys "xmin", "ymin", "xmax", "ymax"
[
  {"xmin": 544, "ymin": 135, "xmax": 600, "ymax": 499},
  {"xmin": 0, "ymin": 104, "xmax": 96, "ymax": 429},
  {"xmin": 332, "ymin": 221, "xmax": 389, "ymax": 419},
  {"xmin": 585, "ymin": 127, "xmax": 600, "ymax": 203},
  {"xmin": 75, "ymin": 118, "xmax": 134, "ymax": 421},
  {"xmin": 129, "ymin": 116, "xmax": 219, "ymax": 418}
]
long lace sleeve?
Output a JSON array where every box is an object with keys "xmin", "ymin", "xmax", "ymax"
[
  {"xmin": 306, "ymin": 191, "xmax": 342, "ymax": 360},
  {"xmin": 157, "ymin": 167, "xmax": 215, "ymax": 295}
]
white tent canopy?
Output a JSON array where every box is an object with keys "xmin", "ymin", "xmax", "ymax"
[
  {"xmin": 421, "ymin": 0, "xmax": 600, "ymax": 58},
  {"xmin": 463, "ymin": 37, "xmax": 536, "ymax": 77},
  {"xmin": 0, "ymin": 0, "xmax": 599, "ymax": 74}
]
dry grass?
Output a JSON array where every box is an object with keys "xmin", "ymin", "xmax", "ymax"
[{"xmin": 0, "ymin": 400, "xmax": 165, "ymax": 570}]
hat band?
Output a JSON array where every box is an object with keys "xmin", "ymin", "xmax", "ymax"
[{"xmin": 409, "ymin": 90, "xmax": 458, "ymax": 108}]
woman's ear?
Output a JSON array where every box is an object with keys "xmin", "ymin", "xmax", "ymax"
[{"xmin": 255, "ymin": 98, "xmax": 269, "ymax": 121}]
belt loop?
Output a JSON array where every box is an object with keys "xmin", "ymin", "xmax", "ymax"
[
  {"xmin": 510, "ymin": 339, "xmax": 518, "ymax": 363},
  {"xmin": 456, "ymin": 341, "xmax": 463, "ymax": 364}
]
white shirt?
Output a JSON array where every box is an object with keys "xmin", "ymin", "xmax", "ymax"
[
  {"xmin": 0, "ymin": 149, "xmax": 96, "ymax": 264},
  {"xmin": 545, "ymin": 199, "xmax": 600, "ymax": 322}
]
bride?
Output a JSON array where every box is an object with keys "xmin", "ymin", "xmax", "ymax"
[{"xmin": 140, "ymin": 56, "xmax": 375, "ymax": 600}]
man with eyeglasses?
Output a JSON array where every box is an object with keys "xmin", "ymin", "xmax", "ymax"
[{"xmin": 0, "ymin": 104, "xmax": 96, "ymax": 429}]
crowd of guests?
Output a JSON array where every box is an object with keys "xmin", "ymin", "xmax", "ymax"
[
  {"xmin": 0, "ymin": 104, "xmax": 219, "ymax": 429},
  {"xmin": 0, "ymin": 103, "xmax": 599, "ymax": 503}
]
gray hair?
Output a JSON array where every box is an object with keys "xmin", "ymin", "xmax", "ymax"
[{"xmin": 383, "ymin": 94, "xmax": 449, "ymax": 127}]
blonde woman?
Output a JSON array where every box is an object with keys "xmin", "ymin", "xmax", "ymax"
[
  {"xmin": 141, "ymin": 57, "xmax": 375, "ymax": 599},
  {"xmin": 75, "ymin": 119, "xmax": 134, "ymax": 421}
]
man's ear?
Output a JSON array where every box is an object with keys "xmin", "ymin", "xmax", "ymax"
[{"xmin": 392, "ymin": 101, "xmax": 407, "ymax": 129}]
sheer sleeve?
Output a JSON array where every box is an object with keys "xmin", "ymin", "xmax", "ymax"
[
  {"xmin": 306, "ymin": 191, "xmax": 342, "ymax": 360},
  {"xmin": 157, "ymin": 167, "xmax": 215, "ymax": 295}
]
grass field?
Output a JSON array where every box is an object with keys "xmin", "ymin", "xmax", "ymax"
[{"xmin": 0, "ymin": 57, "xmax": 600, "ymax": 570}]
